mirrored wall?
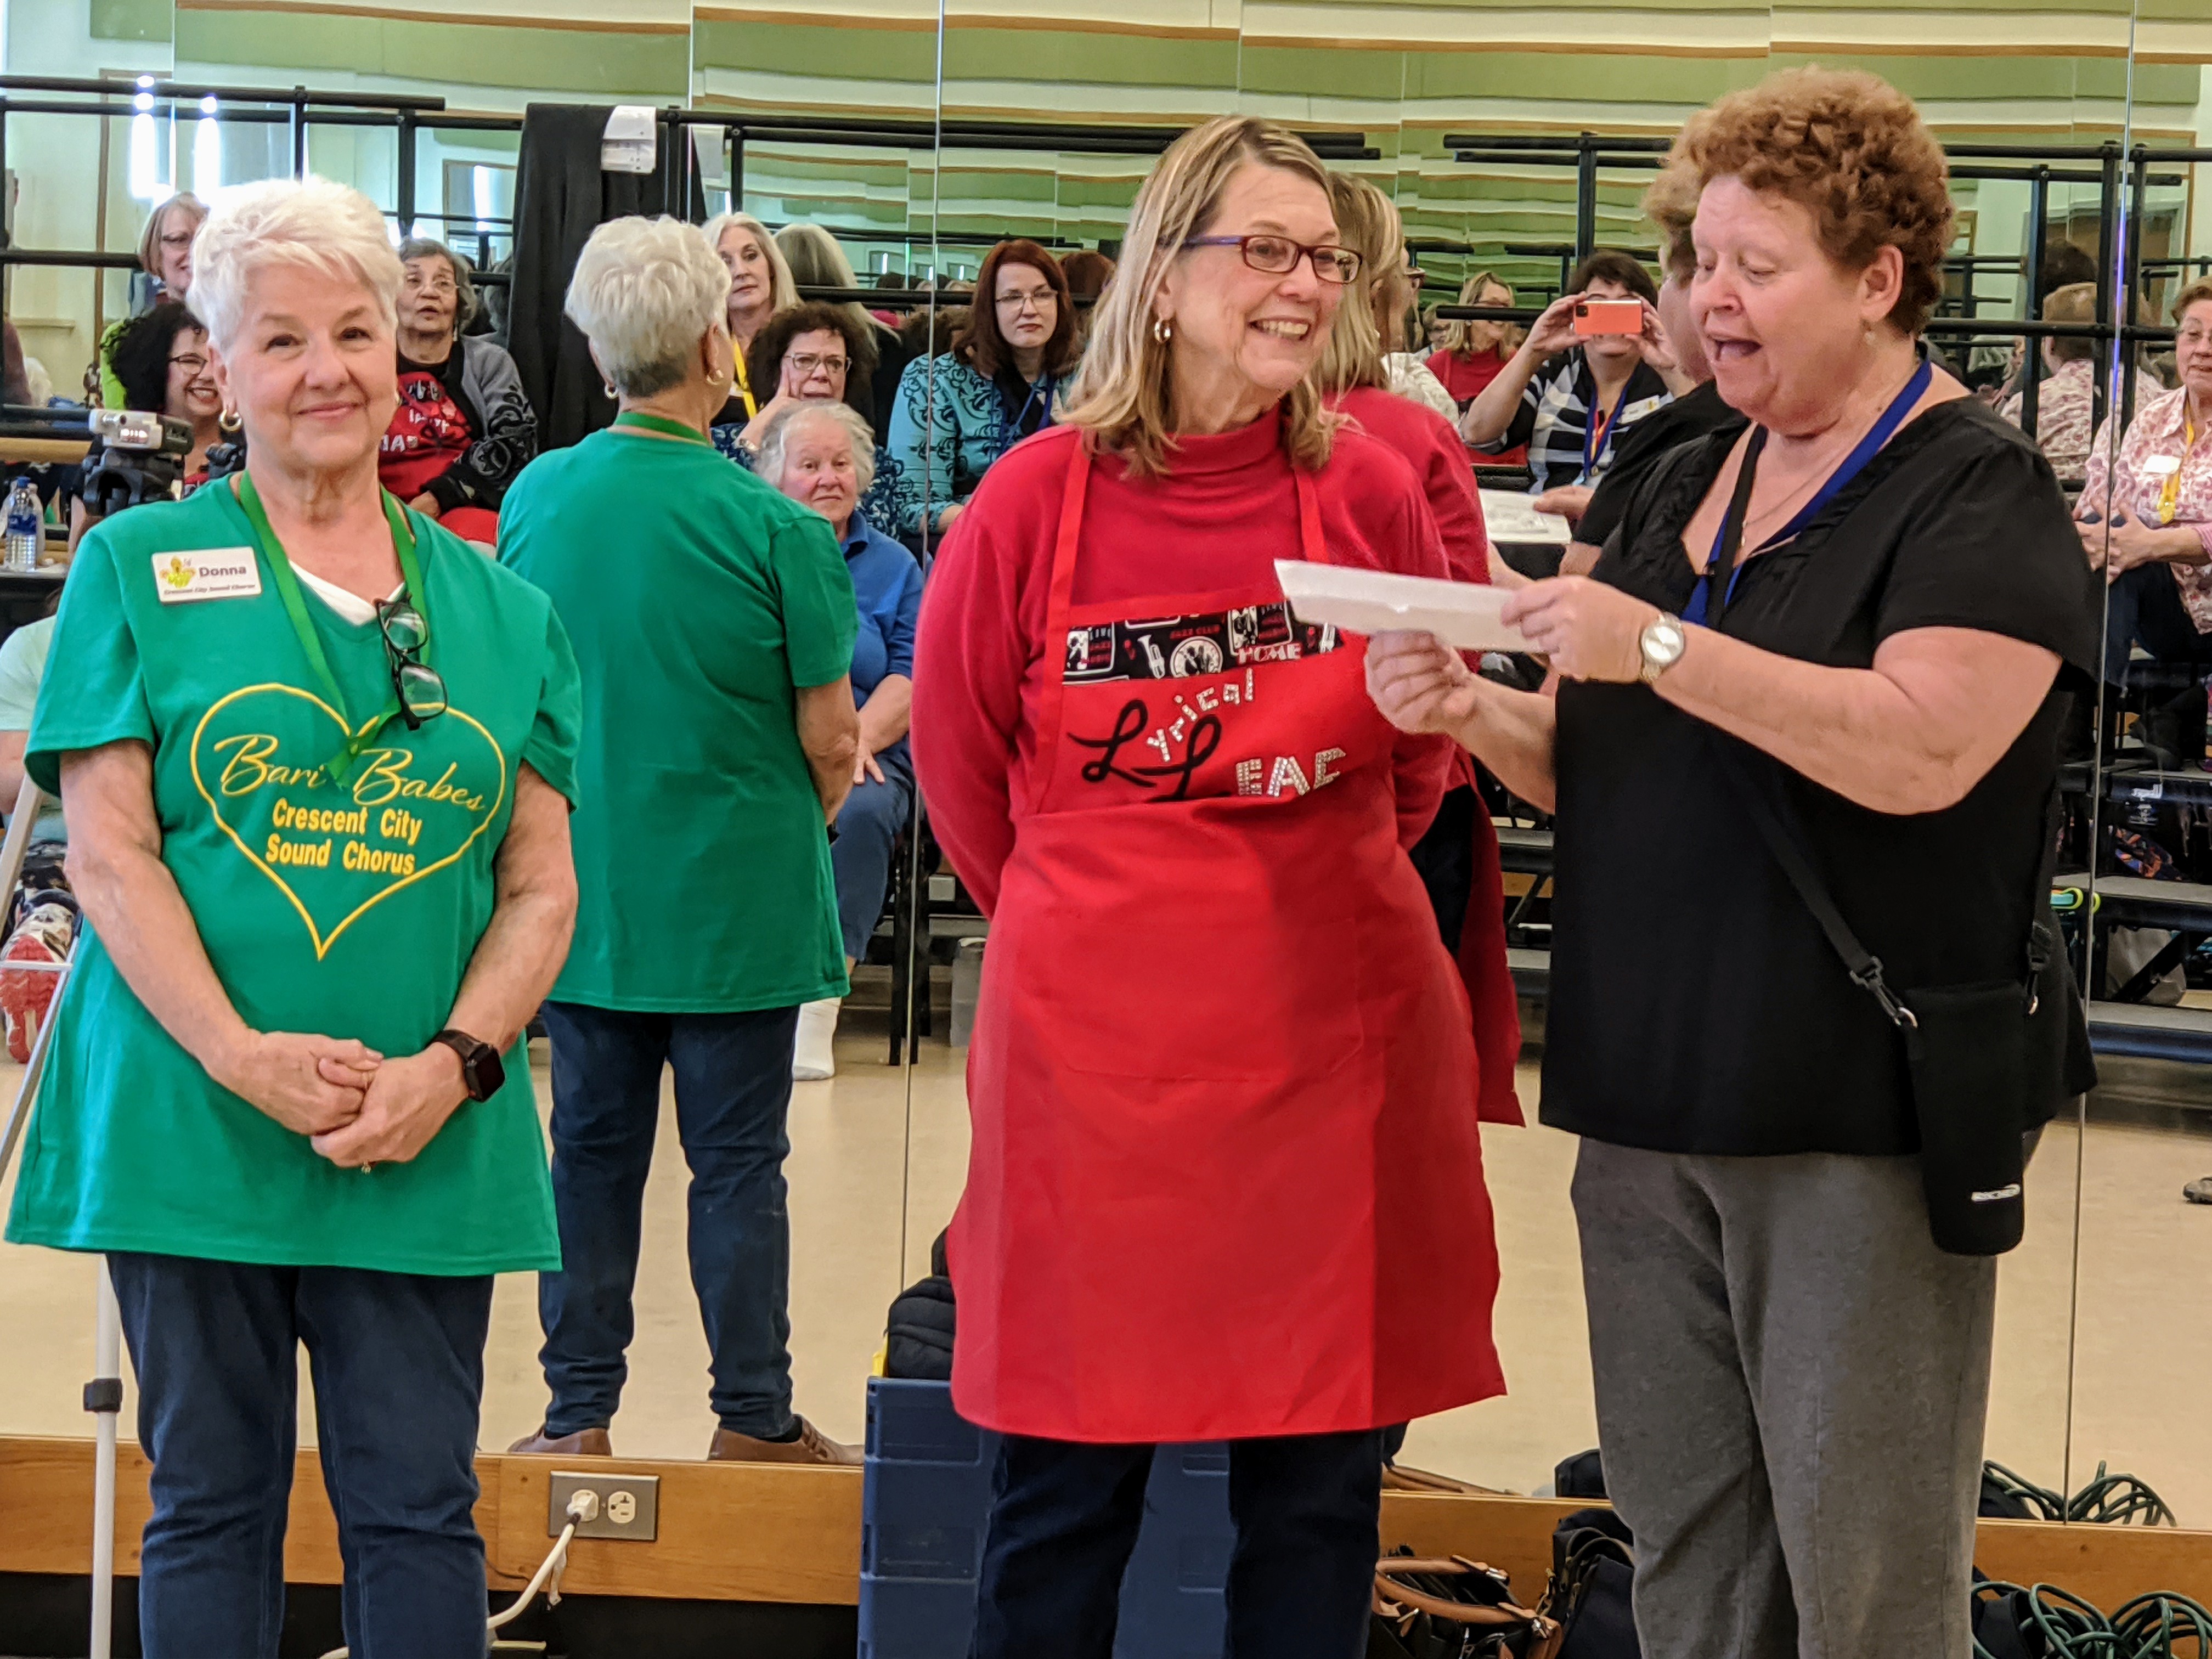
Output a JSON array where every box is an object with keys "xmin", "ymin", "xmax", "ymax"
[{"xmin": 4, "ymin": 0, "xmax": 2211, "ymax": 1550}]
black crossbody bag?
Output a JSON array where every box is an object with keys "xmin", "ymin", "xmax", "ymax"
[{"xmin": 1700, "ymin": 430, "xmax": 2063, "ymax": 1257}]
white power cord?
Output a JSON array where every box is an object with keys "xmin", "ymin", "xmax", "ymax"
[{"xmin": 318, "ymin": 1488, "xmax": 598, "ymax": 1659}]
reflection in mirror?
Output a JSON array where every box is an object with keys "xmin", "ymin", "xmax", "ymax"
[
  {"xmin": 2072, "ymin": 0, "xmax": 2212, "ymax": 1534},
  {"xmin": 0, "ymin": 0, "xmax": 934, "ymax": 1483}
]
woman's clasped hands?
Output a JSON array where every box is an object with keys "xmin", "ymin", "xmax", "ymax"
[{"xmin": 211, "ymin": 1028, "xmax": 470, "ymax": 1170}]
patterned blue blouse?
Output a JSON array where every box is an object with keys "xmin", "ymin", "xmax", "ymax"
[{"xmin": 883, "ymin": 352, "xmax": 1064, "ymax": 539}]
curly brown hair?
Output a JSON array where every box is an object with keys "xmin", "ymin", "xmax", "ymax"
[
  {"xmin": 747, "ymin": 300, "xmax": 878, "ymax": 418},
  {"xmin": 1649, "ymin": 66, "xmax": 1953, "ymax": 336}
]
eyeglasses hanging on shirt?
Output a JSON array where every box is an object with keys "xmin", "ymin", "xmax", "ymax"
[
  {"xmin": 234, "ymin": 471, "xmax": 449, "ymax": 783},
  {"xmin": 1684, "ymin": 358, "xmax": 1932, "ymax": 630}
]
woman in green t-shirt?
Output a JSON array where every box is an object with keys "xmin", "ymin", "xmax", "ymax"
[
  {"xmin": 7, "ymin": 176, "xmax": 582, "ymax": 1658},
  {"xmin": 499, "ymin": 216, "xmax": 863, "ymax": 1468}
]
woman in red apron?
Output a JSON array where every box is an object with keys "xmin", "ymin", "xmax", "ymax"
[{"xmin": 911, "ymin": 115, "xmax": 1512, "ymax": 1659}]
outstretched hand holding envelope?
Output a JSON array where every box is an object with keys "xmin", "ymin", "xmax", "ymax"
[{"xmin": 1275, "ymin": 561, "xmax": 1533, "ymax": 653}]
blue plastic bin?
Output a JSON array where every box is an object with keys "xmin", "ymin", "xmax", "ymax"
[{"xmin": 859, "ymin": 1378, "xmax": 1234, "ymax": 1658}]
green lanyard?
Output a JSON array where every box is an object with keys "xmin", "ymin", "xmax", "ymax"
[
  {"xmin": 233, "ymin": 471, "xmax": 429, "ymax": 784},
  {"xmin": 611, "ymin": 410, "xmax": 711, "ymax": 445}
]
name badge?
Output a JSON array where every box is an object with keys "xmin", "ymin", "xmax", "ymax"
[
  {"xmin": 152, "ymin": 549, "xmax": 262, "ymax": 603},
  {"xmin": 2143, "ymin": 455, "xmax": 2182, "ymax": 478}
]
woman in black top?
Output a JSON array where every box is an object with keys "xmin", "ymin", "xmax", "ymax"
[{"xmin": 1369, "ymin": 68, "xmax": 2098, "ymax": 1659}]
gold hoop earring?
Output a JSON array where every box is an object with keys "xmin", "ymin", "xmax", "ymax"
[
  {"xmin": 1152, "ymin": 317, "xmax": 1173, "ymax": 345},
  {"xmin": 601, "ymin": 381, "xmax": 618, "ymax": 400},
  {"xmin": 218, "ymin": 407, "xmax": 242, "ymax": 434}
]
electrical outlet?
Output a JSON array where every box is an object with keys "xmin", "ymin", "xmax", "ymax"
[{"xmin": 548, "ymin": 1470, "xmax": 660, "ymax": 1541}]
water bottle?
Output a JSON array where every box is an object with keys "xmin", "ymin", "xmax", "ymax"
[{"xmin": 2, "ymin": 479, "xmax": 40, "ymax": 573}]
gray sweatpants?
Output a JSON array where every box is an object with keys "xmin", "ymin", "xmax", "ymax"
[{"xmin": 1571, "ymin": 1140, "xmax": 1996, "ymax": 1659}]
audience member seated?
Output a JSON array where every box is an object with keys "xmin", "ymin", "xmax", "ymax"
[
  {"xmin": 377, "ymin": 237, "xmax": 537, "ymax": 547},
  {"xmin": 1426, "ymin": 271, "xmax": 1528, "ymax": 465},
  {"xmin": 2001, "ymin": 281, "xmax": 2164, "ymax": 483},
  {"xmin": 1317, "ymin": 173, "xmax": 1495, "ymax": 586},
  {"xmin": 1375, "ymin": 247, "xmax": 1458, "ymax": 422},
  {"xmin": 95, "ymin": 190, "xmax": 205, "ymax": 409},
  {"xmin": 775, "ymin": 222, "xmax": 901, "ymax": 442},
  {"xmin": 70, "ymin": 299, "xmax": 224, "ymax": 549},
  {"xmin": 758, "ymin": 400, "xmax": 922, "ymax": 1081},
  {"xmin": 0, "ymin": 592, "xmax": 65, "ymax": 847},
  {"xmin": 1058, "ymin": 248, "xmax": 1115, "ymax": 345},
  {"xmin": 1458, "ymin": 249, "xmax": 1691, "ymax": 493},
  {"xmin": 704, "ymin": 212, "xmax": 798, "ymax": 422},
  {"xmin": 871, "ymin": 270, "xmax": 913, "ymax": 328},
  {"xmin": 712, "ymin": 301, "xmax": 901, "ymax": 528},
  {"xmin": 2080, "ymin": 278, "xmax": 2212, "ymax": 690},
  {"xmin": 1422, "ymin": 303, "xmax": 1449, "ymax": 354},
  {"xmin": 887, "ymin": 239, "xmax": 1079, "ymax": 544},
  {"xmin": 1562, "ymin": 170, "xmax": 1746, "ymax": 573}
]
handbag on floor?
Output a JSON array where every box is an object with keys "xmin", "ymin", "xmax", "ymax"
[
  {"xmin": 1370, "ymin": 1548, "xmax": 1551, "ymax": 1658},
  {"xmin": 1528, "ymin": 1508, "xmax": 1639, "ymax": 1659},
  {"xmin": 882, "ymin": 1229, "xmax": 954, "ymax": 1381}
]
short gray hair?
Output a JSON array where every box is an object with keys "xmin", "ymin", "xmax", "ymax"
[
  {"xmin": 758, "ymin": 399, "xmax": 876, "ymax": 498},
  {"xmin": 563, "ymin": 216, "xmax": 730, "ymax": 397},
  {"xmin": 398, "ymin": 236, "xmax": 479, "ymax": 332},
  {"xmin": 191, "ymin": 177, "xmax": 401, "ymax": 353}
]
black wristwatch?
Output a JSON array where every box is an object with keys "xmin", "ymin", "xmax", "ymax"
[{"xmin": 431, "ymin": 1029, "xmax": 505, "ymax": 1102}]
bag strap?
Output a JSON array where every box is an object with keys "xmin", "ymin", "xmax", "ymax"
[
  {"xmin": 1711, "ymin": 741, "xmax": 1918, "ymax": 1030},
  {"xmin": 1372, "ymin": 1557, "xmax": 1547, "ymax": 1630}
]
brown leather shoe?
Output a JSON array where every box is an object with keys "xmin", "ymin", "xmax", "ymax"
[
  {"xmin": 707, "ymin": 1415, "xmax": 861, "ymax": 1466},
  {"xmin": 507, "ymin": 1426, "xmax": 613, "ymax": 1457}
]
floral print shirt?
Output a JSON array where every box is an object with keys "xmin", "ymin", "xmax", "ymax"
[
  {"xmin": 1999, "ymin": 357, "xmax": 2164, "ymax": 483},
  {"xmin": 2083, "ymin": 386, "xmax": 2212, "ymax": 631}
]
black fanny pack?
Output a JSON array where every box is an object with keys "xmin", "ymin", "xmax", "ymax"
[{"xmin": 1717, "ymin": 743, "xmax": 2066, "ymax": 1256}]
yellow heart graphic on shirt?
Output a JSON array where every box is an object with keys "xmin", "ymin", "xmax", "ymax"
[{"xmin": 190, "ymin": 683, "xmax": 509, "ymax": 960}]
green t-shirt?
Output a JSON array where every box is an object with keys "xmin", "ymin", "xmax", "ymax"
[
  {"xmin": 4, "ymin": 484, "xmax": 582, "ymax": 1274},
  {"xmin": 0, "ymin": 616, "xmax": 67, "ymax": 843},
  {"xmin": 500, "ymin": 425, "xmax": 857, "ymax": 1012}
]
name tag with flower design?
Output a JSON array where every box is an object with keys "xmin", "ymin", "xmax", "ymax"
[{"xmin": 151, "ymin": 549, "xmax": 262, "ymax": 603}]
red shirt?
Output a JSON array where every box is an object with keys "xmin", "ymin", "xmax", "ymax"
[
  {"xmin": 913, "ymin": 410, "xmax": 1454, "ymax": 915},
  {"xmin": 380, "ymin": 359, "xmax": 475, "ymax": 500},
  {"xmin": 1426, "ymin": 348, "xmax": 1528, "ymax": 467},
  {"xmin": 1329, "ymin": 385, "xmax": 1490, "ymax": 585}
]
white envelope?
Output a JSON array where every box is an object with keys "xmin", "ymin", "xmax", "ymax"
[
  {"xmin": 1275, "ymin": 561, "xmax": 1531, "ymax": 652},
  {"xmin": 1479, "ymin": 489, "xmax": 1572, "ymax": 545}
]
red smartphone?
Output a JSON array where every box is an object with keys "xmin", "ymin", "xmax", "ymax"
[{"xmin": 1573, "ymin": 298, "xmax": 1644, "ymax": 337}]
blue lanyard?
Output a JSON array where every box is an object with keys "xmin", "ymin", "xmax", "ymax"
[
  {"xmin": 1684, "ymin": 357, "xmax": 1932, "ymax": 628},
  {"xmin": 1011, "ymin": 373, "xmax": 1056, "ymax": 436},
  {"xmin": 1580, "ymin": 367, "xmax": 1636, "ymax": 483}
]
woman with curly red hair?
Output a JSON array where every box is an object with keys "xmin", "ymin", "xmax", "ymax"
[{"xmin": 1369, "ymin": 67, "xmax": 2099, "ymax": 1658}]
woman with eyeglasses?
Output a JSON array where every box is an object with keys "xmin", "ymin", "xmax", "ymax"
[
  {"xmin": 71, "ymin": 299, "xmax": 227, "ymax": 548},
  {"xmin": 5, "ymin": 176, "xmax": 582, "ymax": 1658},
  {"xmin": 712, "ymin": 301, "xmax": 904, "ymax": 574},
  {"xmin": 912, "ymin": 116, "xmax": 1506, "ymax": 1659},
  {"xmin": 377, "ymin": 236, "xmax": 538, "ymax": 548},
  {"xmin": 94, "ymin": 190, "xmax": 206, "ymax": 410},
  {"xmin": 885, "ymin": 237, "xmax": 1081, "ymax": 545}
]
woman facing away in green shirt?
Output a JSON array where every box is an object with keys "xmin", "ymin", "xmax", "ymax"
[
  {"xmin": 498, "ymin": 215, "xmax": 864, "ymax": 1468},
  {"xmin": 6, "ymin": 176, "xmax": 582, "ymax": 1658}
]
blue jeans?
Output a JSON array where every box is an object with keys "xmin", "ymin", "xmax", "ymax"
[
  {"xmin": 2104, "ymin": 561, "xmax": 2212, "ymax": 684},
  {"xmin": 536, "ymin": 1000, "xmax": 800, "ymax": 1440},
  {"xmin": 832, "ymin": 751, "xmax": 913, "ymax": 962},
  {"xmin": 970, "ymin": 1429, "xmax": 1384, "ymax": 1659},
  {"xmin": 107, "ymin": 1252, "xmax": 492, "ymax": 1659}
]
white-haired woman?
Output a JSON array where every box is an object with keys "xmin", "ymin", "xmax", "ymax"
[
  {"xmin": 912, "ymin": 116, "xmax": 1509, "ymax": 1659},
  {"xmin": 498, "ymin": 216, "xmax": 864, "ymax": 1467},
  {"xmin": 5, "ymin": 175, "xmax": 583, "ymax": 1657},
  {"xmin": 757, "ymin": 399, "xmax": 923, "ymax": 1081},
  {"xmin": 379, "ymin": 235, "xmax": 538, "ymax": 545},
  {"xmin": 703, "ymin": 211, "xmax": 799, "ymax": 424}
]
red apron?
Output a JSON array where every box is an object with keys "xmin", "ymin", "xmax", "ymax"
[{"xmin": 948, "ymin": 438, "xmax": 1508, "ymax": 1444}]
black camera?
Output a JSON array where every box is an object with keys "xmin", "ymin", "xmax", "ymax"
[{"xmin": 78, "ymin": 408, "xmax": 196, "ymax": 518}]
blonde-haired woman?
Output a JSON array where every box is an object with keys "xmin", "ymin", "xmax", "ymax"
[
  {"xmin": 9, "ymin": 174, "xmax": 582, "ymax": 1656},
  {"xmin": 913, "ymin": 115, "xmax": 1508, "ymax": 1659},
  {"xmin": 95, "ymin": 189, "xmax": 207, "ymax": 408},
  {"xmin": 1426, "ymin": 270, "xmax": 1527, "ymax": 464},
  {"xmin": 703, "ymin": 211, "xmax": 799, "ymax": 421}
]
